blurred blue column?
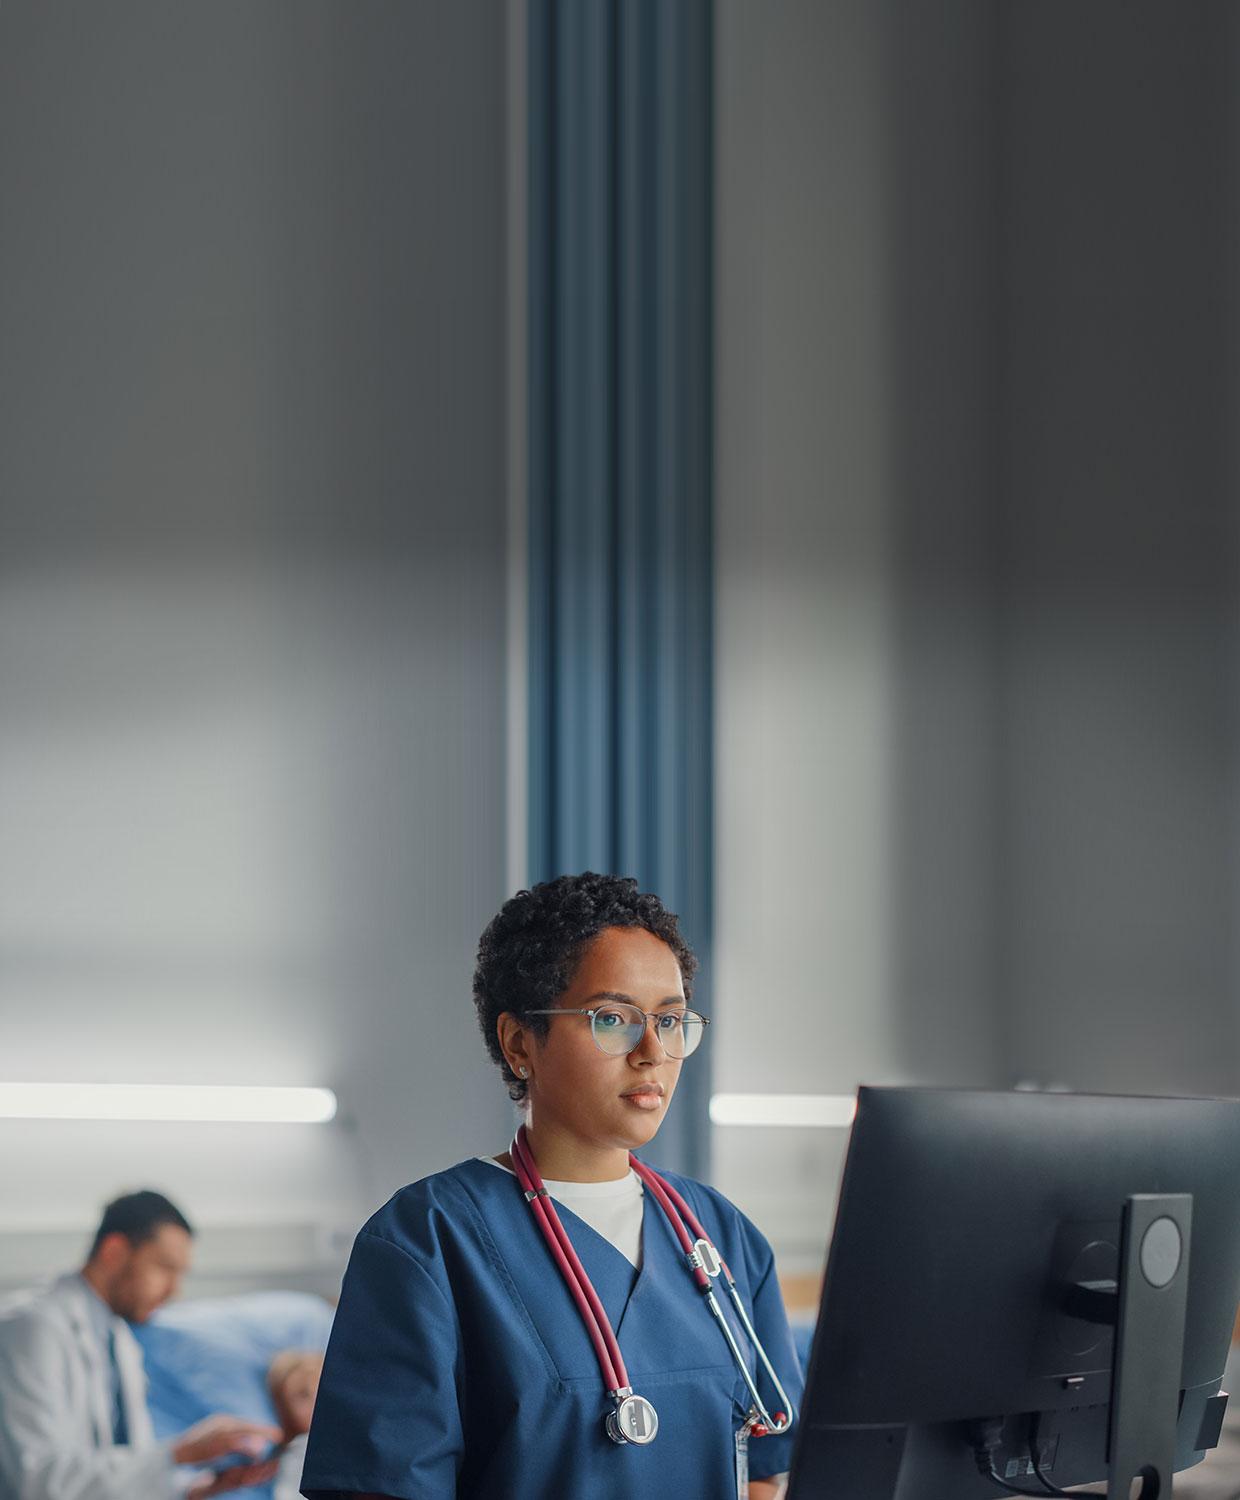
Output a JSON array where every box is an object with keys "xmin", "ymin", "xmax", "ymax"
[{"xmin": 527, "ymin": 0, "xmax": 713, "ymax": 1178}]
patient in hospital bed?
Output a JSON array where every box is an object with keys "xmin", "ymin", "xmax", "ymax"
[{"xmin": 132, "ymin": 1290, "xmax": 333, "ymax": 1498}]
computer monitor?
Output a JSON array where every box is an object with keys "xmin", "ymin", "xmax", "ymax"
[{"xmin": 787, "ymin": 1087, "xmax": 1240, "ymax": 1499}]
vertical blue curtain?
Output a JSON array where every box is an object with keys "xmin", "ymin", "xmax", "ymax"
[{"xmin": 526, "ymin": 0, "xmax": 713, "ymax": 1178}]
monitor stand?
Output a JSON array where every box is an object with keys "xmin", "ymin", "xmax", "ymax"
[
  {"xmin": 1068, "ymin": 1193, "xmax": 1192, "ymax": 1499},
  {"xmin": 791, "ymin": 1194, "xmax": 1197, "ymax": 1499}
]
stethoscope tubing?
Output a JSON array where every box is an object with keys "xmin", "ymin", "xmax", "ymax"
[
  {"xmin": 632, "ymin": 1155, "xmax": 794, "ymax": 1433},
  {"xmin": 510, "ymin": 1129, "xmax": 629, "ymax": 1394},
  {"xmin": 510, "ymin": 1126, "xmax": 795, "ymax": 1435},
  {"xmin": 632, "ymin": 1159, "xmax": 724, "ymax": 1273}
]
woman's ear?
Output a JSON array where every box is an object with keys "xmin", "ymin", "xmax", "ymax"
[{"xmin": 496, "ymin": 1011, "xmax": 532, "ymax": 1079}]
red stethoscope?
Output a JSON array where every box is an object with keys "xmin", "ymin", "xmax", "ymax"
[{"xmin": 509, "ymin": 1125, "xmax": 795, "ymax": 1450}]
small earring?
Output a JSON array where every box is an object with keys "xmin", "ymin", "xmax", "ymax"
[{"xmin": 518, "ymin": 1066, "xmax": 529, "ymax": 1080}]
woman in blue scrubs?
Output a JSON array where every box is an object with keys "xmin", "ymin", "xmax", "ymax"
[{"xmin": 300, "ymin": 873, "xmax": 803, "ymax": 1500}]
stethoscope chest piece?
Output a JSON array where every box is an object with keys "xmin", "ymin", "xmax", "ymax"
[{"xmin": 605, "ymin": 1392, "xmax": 659, "ymax": 1446}]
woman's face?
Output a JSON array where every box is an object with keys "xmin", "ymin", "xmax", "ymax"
[{"xmin": 524, "ymin": 926, "xmax": 686, "ymax": 1154}]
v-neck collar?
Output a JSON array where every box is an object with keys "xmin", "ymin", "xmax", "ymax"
[
  {"xmin": 450, "ymin": 1158, "xmax": 743, "ymax": 1390},
  {"xmin": 468, "ymin": 1155, "xmax": 665, "ymax": 1339},
  {"xmin": 546, "ymin": 1192, "xmax": 649, "ymax": 1337}
]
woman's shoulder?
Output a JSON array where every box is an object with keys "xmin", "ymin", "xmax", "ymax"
[
  {"xmin": 646, "ymin": 1166, "xmax": 777, "ymax": 1274},
  {"xmin": 646, "ymin": 1166, "xmax": 758, "ymax": 1236},
  {"xmin": 356, "ymin": 1157, "xmax": 515, "ymax": 1262}
]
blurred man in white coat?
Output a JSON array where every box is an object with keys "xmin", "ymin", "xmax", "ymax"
[{"xmin": 0, "ymin": 1189, "xmax": 280, "ymax": 1500}]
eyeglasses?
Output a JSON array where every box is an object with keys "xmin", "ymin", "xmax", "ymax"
[{"xmin": 525, "ymin": 1003, "xmax": 710, "ymax": 1060}]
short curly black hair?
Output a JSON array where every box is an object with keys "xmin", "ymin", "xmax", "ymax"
[{"xmin": 473, "ymin": 872, "xmax": 698, "ymax": 1102}]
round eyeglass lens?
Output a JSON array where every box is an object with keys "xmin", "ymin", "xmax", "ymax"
[
  {"xmin": 589, "ymin": 1004, "xmax": 706, "ymax": 1059},
  {"xmin": 669, "ymin": 1012, "xmax": 706, "ymax": 1059},
  {"xmin": 590, "ymin": 1005, "xmax": 647, "ymax": 1055}
]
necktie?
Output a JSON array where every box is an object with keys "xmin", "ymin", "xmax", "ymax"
[{"xmin": 107, "ymin": 1326, "xmax": 129, "ymax": 1446}]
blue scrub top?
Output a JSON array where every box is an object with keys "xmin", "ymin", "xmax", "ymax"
[{"xmin": 300, "ymin": 1158, "xmax": 803, "ymax": 1499}]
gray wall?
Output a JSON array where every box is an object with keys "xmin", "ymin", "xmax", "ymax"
[
  {"xmin": 995, "ymin": 2, "xmax": 1240, "ymax": 1096},
  {"xmin": 0, "ymin": 1, "xmax": 512, "ymax": 1292},
  {"xmin": 715, "ymin": 0, "xmax": 1239, "ymax": 1266},
  {"xmin": 714, "ymin": 0, "xmax": 1002, "ymax": 1266}
]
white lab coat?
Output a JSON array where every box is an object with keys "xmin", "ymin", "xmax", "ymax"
[{"xmin": 0, "ymin": 1273, "xmax": 180, "ymax": 1500}]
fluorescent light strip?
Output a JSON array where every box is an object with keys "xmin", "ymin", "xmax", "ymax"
[
  {"xmin": 709, "ymin": 1092, "xmax": 857, "ymax": 1128},
  {"xmin": 0, "ymin": 1083, "xmax": 337, "ymax": 1124}
]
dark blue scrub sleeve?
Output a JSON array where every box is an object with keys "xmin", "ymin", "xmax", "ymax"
[{"xmin": 301, "ymin": 1231, "xmax": 463, "ymax": 1499}]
